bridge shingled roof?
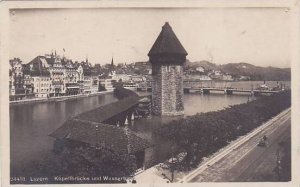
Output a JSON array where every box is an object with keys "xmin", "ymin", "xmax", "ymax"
[
  {"xmin": 49, "ymin": 118, "xmax": 150, "ymax": 154},
  {"xmin": 148, "ymin": 22, "xmax": 188, "ymax": 56},
  {"xmin": 74, "ymin": 93, "xmax": 139, "ymax": 123},
  {"xmin": 49, "ymin": 87, "xmax": 150, "ymax": 154}
]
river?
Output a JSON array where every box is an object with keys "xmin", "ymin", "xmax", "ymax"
[
  {"xmin": 10, "ymin": 81, "xmax": 291, "ymax": 175},
  {"xmin": 10, "ymin": 93, "xmax": 119, "ymax": 176}
]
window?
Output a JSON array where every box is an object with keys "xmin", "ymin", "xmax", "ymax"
[{"xmin": 166, "ymin": 65, "xmax": 171, "ymax": 72}]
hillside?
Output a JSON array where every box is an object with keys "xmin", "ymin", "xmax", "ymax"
[{"xmin": 186, "ymin": 61, "xmax": 291, "ymax": 81}]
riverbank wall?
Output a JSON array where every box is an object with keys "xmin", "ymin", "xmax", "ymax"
[{"xmin": 9, "ymin": 90, "xmax": 114, "ymax": 106}]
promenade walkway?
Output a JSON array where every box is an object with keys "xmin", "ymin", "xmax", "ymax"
[{"xmin": 9, "ymin": 90, "xmax": 113, "ymax": 105}]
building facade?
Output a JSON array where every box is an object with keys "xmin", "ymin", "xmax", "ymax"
[
  {"xmin": 32, "ymin": 76, "xmax": 51, "ymax": 98},
  {"xmin": 9, "ymin": 58, "xmax": 25, "ymax": 95},
  {"xmin": 148, "ymin": 22, "xmax": 188, "ymax": 116},
  {"xmin": 49, "ymin": 58, "xmax": 66, "ymax": 96}
]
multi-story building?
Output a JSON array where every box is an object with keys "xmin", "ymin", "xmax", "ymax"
[
  {"xmin": 9, "ymin": 58, "xmax": 25, "ymax": 95},
  {"xmin": 80, "ymin": 60, "xmax": 95, "ymax": 94},
  {"xmin": 24, "ymin": 74, "xmax": 33, "ymax": 94},
  {"xmin": 112, "ymin": 73, "xmax": 132, "ymax": 82},
  {"xmin": 19, "ymin": 52, "xmax": 105, "ymax": 98},
  {"xmin": 48, "ymin": 58, "xmax": 66, "ymax": 96},
  {"xmin": 83, "ymin": 76, "xmax": 93, "ymax": 94},
  {"xmin": 32, "ymin": 76, "xmax": 51, "ymax": 98},
  {"xmin": 9, "ymin": 69, "xmax": 15, "ymax": 95},
  {"xmin": 65, "ymin": 62, "xmax": 80, "ymax": 95},
  {"xmin": 130, "ymin": 75, "xmax": 145, "ymax": 83},
  {"xmin": 91, "ymin": 74, "xmax": 99, "ymax": 93},
  {"xmin": 99, "ymin": 78, "xmax": 114, "ymax": 91}
]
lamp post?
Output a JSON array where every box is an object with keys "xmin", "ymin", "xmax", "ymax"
[
  {"xmin": 171, "ymin": 147, "xmax": 175, "ymax": 182},
  {"xmin": 275, "ymin": 145, "xmax": 283, "ymax": 181},
  {"xmin": 162, "ymin": 144, "xmax": 176, "ymax": 183},
  {"xmin": 95, "ymin": 125, "xmax": 100, "ymax": 151}
]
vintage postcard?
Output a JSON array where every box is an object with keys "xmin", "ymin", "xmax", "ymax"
[{"xmin": 0, "ymin": 0, "xmax": 299, "ymax": 187}]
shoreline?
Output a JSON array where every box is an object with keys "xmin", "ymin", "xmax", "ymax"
[{"xmin": 9, "ymin": 90, "xmax": 114, "ymax": 106}]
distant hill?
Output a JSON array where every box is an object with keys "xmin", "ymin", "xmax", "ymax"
[
  {"xmin": 186, "ymin": 61, "xmax": 291, "ymax": 81},
  {"xmin": 185, "ymin": 60, "xmax": 220, "ymax": 71},
  {"xmin": 220, "ymin": 63, "xmax": 291, "ymax": 81}
]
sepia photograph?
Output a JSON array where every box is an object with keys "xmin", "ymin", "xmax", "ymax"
[{"xmin": 1, "ymin": 1, "xmax": 299, "ymax": 186}]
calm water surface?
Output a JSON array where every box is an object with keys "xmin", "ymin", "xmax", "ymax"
[{"xmin": 10, "ymin": 93, "xmax": 118, "ymax": 175}]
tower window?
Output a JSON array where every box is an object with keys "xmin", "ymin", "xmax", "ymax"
[{"xmin": 166, "ymin": 65, "xmax": 171, "ymax": 72}]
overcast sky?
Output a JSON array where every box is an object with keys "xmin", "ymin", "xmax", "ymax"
[{"xmin": 10, "ymin": 8, "xmax": 290, "ymax": 68}]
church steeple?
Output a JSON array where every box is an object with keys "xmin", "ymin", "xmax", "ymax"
[
  {"xmin": 109, "ymin": 56, "xmax": 115, "ymax": 76},
  {"xmin": 86, "ymin": 55, "xmax": 89, "ymax": 63},
  {"xmin": 111, "ymin": 56, "xmax": 115, "ymax": 71},
  {"xmin": 111, "ymin": 57, "xmax": 114, "ymax": 66}
]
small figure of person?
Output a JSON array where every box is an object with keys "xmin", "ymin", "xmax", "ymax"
[
  {"xmin": 132, "ymin": 178, "xmax": 137, "ymax": 184},
  {"xmin": 263, "ymin": 135, "xmax": 267, "ymax": 141}
]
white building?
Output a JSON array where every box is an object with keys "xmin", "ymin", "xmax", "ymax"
[
  {"xmin": 131, "ymin": 75, "xmax": 145, "ymax": 83},
  {"xmin": 90, "ymin": 75, "xmax": 99, "ymax": 93},
  {"xmin": 49, "ymin": 58, "xmax": 66, "ymax": 96},
  {"xmin": 83, "ymin": 76, "xmax": 93, "ymax": 94},
  {"xmin": 221, "ymin": 75, "xmax": 234, "ymax": 81},
  {"xmin": 9, "ymin": 58, "xmax": 24, "ymax": 95},
  {"xmin": 199, "ymin": 75, "xmax": 212, "ymax": 81},
  {"xmin": 32, "ymin": 76, "xmax": 51, "ymax": 98},
  {"xmin": 99, "ymin": 78, "xmax": 114, "ymax": 91},
  {"xmin": 111, "ymin": 73, "xmax": 132, "ymax": 82},
  {"xmin": 196, "ymin": 66, "xmax": 205, "ymax": 73}
]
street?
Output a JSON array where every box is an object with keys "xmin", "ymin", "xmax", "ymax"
[{"xmin": 189, "ymin": 110, "xmax": 291, "ymax": 182}]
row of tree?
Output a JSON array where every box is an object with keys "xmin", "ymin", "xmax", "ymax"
[
  {"xmin": 19, "ymin": 145, "xmax": 136, "ymax": 184},
  {"xmin": 155, "ymin": 90, "xmax": 291, "ymax": 170}
]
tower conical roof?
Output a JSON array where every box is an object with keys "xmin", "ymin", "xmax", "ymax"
[{"xmin": 148, "ymin": 22, "xmax": 188, "ymax": 56}]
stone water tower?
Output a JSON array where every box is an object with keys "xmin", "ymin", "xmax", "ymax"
[{"xmin": 148, "ymin": 22, "xmax": 188, "ymax": 116}]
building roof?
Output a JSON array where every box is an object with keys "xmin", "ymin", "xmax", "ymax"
[
  {"xmin": 148, "ymin": 22, "xmax": 188, "ymax": 56},
  {"xmin": 28, "ymin": 56, "xmax": 50, "ymax": 68},
  {"xmin": 49, "ymin": 88, "xmax": 148, "ymax": 154},
  {"xmin": 49, "ymin": 118, "xmax": 150, "ymax": 154},
  {"xmin": 26, "ymin": 56, "xmax": 51, "ymax": 76}
]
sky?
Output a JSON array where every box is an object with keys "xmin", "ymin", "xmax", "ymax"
[{"xmin": 9, "ymin": 8, "xmax": 290, "ymax": 68}]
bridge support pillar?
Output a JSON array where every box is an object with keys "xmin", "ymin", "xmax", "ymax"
[
  {"xmin": 128, "ymin": 112, "xmax": 133, "ymax": 122},
  {"xmin": 225, "ymin": 89, "xmax": 233, "ymax": 95},
  {"xmin": 184, "ymin": 88, "xmax": 190, "ymax": 94},
  {"xmin": 253, "ymin": 91, "xmax": 260, "ymax": 96},
  {"xmin": 251, "ymin": 91, "xmax": 259, "ymax": 97},
  {"xmin": 203, "ymin": 89, "xmax": 210, "ymax": 95}
]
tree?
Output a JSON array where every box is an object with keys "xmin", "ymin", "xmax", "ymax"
[
  {"xmin": 98, "ymin": 84, "xmax": 107, "ymax": 92},
  {"xmin": 24, "ymin": 145, "xmax": 137, "ymax": 183}
]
